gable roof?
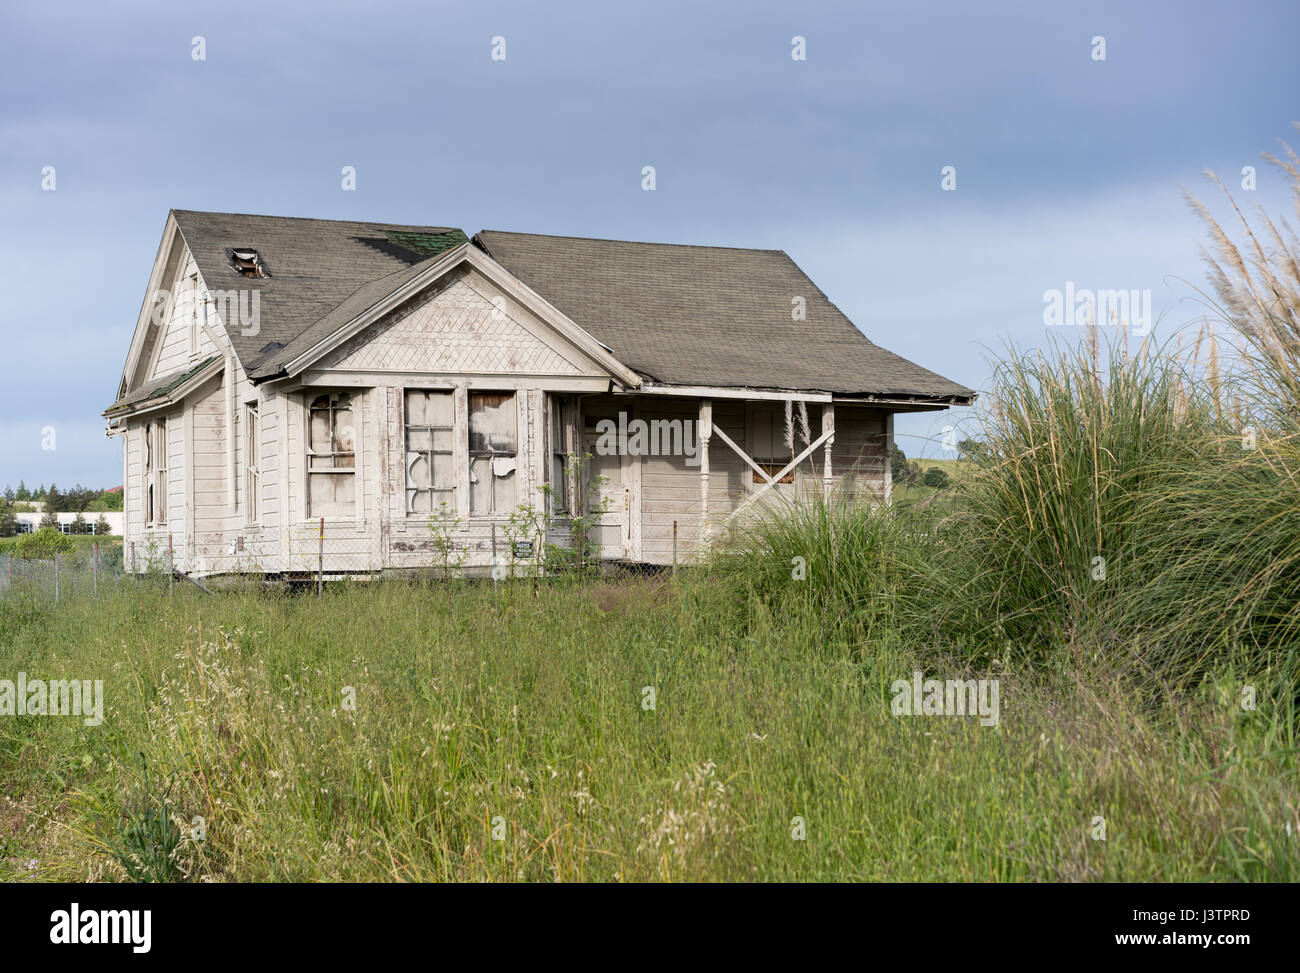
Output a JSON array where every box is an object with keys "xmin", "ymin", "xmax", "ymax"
[
  {"xmin": 118, "ymin": 210, "xmax": 972, "ymax": 407},
  {"xmin": 473, "ymin": 230, "xmax": 972, "ymax": 401},
  {"xmin": 170, "ymin": 210, "xmax": 468, "ymax": 378}
]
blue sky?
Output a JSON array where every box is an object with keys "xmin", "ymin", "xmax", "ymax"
[{"xmin": 1, "ymin": 0, "xmax": 1297, "ymax": 487}]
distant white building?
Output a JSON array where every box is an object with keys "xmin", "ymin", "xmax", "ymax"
[{"xmin": 13, "ymin": 511, "xmax": 123, "ymax": 536}]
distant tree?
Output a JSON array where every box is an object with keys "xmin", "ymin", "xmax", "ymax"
[
  {"xmin": 14, "ymin": 481, "xmax": 29, "ymax": 501},
  {"xmin": 38, "ymin": 507, "xmax": 59, "ymax": 530},
  {"xmin": 34, "ymin": 484, "xmax": 46, "ymax": 501},
  {"xmin": 2, "ymin": 486, "xmax": 12, "ymax": 503},
  {"xmin": 94, "ymin": 513, "xmax": 111, "ymax": 535},
  {"xmin": 957, "ymin": 438, "xmax": 992, "ymax": 465},
  {"xmin": 0, "ymin": 504, "xmax": 16, "ymax": 537},
  {"xmin": 922, "ymin": 467, "xmax": 951, "ymax": 489},
  {"xmin": 70, "ymin": 511, "xmax": 88, "ymax": 534},
  {"xmin": 88, "ymin": 488, "xmax": 124, "ymax": 512},
  {"xmin": 45, "ymin": 483, "xmax": 61, "ymax": 513},
  {"xmin": 891, "ymin": 444, "xmax": 908, "ymax": 483},
  {"xmin": 66, "ymin": 484, "xmax": 95, "ymax": 512}
]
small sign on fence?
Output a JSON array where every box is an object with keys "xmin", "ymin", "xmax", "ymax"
[{"xmin": 512, "ymin": 540, "xmax": 535, "ymax": 559}]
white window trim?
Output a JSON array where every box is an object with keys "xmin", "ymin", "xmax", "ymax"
[
  {"xmin": 402, "ymin": 387, "xmax": 457, "ymax": 518},
  {"xmin": 144, "ymin": 419, "xmax": 169, "ymax": 527},
  {"xmin": 187, "ymin": 274, "xmax": 201, "ymax": 360},
  {"xmin": 303, "ymin": 390, "xmax": 364, "ymax": 524},
  {"xmin": 244, "ymin": 401, "xmax": 261, "ymax": 526},
  {"xmin": 467, "ymin": 390, "xmax": 520, "ymax": 519}
]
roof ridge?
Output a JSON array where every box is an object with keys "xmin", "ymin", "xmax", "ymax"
[
  {"xmin": 172, "ymin": 209, "xmax": 459, "ymax": 232},
  {"xmin": 476, "ymin": 228, "xmax": 787, "ymax": 255}
]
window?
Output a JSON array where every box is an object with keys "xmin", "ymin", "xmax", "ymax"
[
  {"xmin": 469, "ymin": 392, "xmax": 517, "ymax": 515},
  {"xmin": 144, "ymin": 420, "xmax": 168, "ymax": 525},
  {"xmin": 751, "ymin": 406, "xmax": 796, "ymax": 485},
  {"xmin": 549, "ymin": 395, "xmax": 572, "ymax": 514},
  {"xmin": 231, "ymin": 249, "xmax": 267, "ymax": 279},
  {"xmin": 142, "ymin": 422, "xmax": 153, "ymax": 524},
  {"xmin": 244, "ymin": 402, "xmax": 261, "ymax": 524},
  {"xmin": 307, "ymin": 392, "xmax": 356, "ymax": 518},
  {"xmin": 404, "ymin": 390, "xmax": 455, "ymax": 515},
  {"xmin": 187, "ymin": 274, "xmax": 201, "ymax": 356}
]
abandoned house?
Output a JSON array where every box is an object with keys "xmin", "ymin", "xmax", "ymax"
[{"xmin": 104, "ymin": 210, "xmax": 973, "ymax": 577}]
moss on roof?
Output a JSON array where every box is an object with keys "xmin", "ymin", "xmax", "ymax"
[{"xmin": 385, "ymin": 229, "xmax": 469, "ymax": 257}]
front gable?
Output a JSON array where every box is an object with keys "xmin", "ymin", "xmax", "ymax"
[
  {"xmin": 144, "ymin": 248, "xmax": 221, "ymax": 381},
  {"xmin": 318, "ymin": 268, "xmax": 591, "ymax": 377}
]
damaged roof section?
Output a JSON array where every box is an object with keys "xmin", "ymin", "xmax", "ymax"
[
  {"xmin": 169, "ymin": 210, "xmax": 468, "ymax": 382},
  {"xmin": 106, "ymin": 354, "xmax": 220, "ymax": 417}
]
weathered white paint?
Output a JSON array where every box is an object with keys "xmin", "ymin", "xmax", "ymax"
[{"xmin": 109, "ymin": 234, "xmax": 899, "ymax": 577}]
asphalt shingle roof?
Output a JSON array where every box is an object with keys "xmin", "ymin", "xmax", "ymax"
[
  {"xmin": 474, "ymin": 230, "xmax": 972, "ymax": 400},
  {"xmin": 170, "ymin": 210, "xmax": 466, "ymax": 379},
  {"xmin": 148, "ymin": 211, "xmax": 970, "ymax": 403}
]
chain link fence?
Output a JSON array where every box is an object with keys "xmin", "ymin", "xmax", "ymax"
[{"xmin": 0, "ymin": 542, "xmax": 126, "ymax": 602}]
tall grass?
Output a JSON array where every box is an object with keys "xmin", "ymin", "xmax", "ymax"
[{"xmin": 0, "ymin": 577, "xmax": 1294, "ymax": 882}]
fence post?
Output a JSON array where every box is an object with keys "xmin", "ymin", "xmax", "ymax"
[
  {"xmin": 54, "ymin": 554, "xmax": 60, "ymax": 602},
  {"xmin": 317, "ymin": 516, "xmax": 324, "ymax": 597},
  {"xmin": 491, "ymin": 523, "xmax": 498, "ymax": 595},
  {"xmin": 93, "ymin": 541, "xmax": 99, "ymax": 598},
  {"xmin": 168, "ymin": 533, "xmax": 174, "ymax": 594},
  {"xmin": 130, "ymin": 541, "xmax": 136, "ymax": 576},
  {"xmin": 672, "ymin": 520, "xmax": 678, "ymax": 578}
]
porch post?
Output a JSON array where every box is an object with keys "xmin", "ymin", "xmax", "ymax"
[
  {"xmin": 822, "ymin": 403, "xmax": 835, "ymax": 495},
  {"xmin": 699, "ymin": 399, "xmax": 712, "ymax": 545},
  {"xmin": 884, "ymin": 412, "xmax": 894, "ymax": 505}
]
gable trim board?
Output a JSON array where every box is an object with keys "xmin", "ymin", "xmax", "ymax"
[{"xmin": 105, "ymin": 210, "xmax": 973, "ymax": 576}]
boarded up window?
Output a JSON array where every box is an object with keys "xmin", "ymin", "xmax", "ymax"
[
  {"xmin": 469, "ymin": 392, "xmax": 517, "ymax": 515},
  {"xmin": 307, "ymin": 392, "xmax": 356, "ymax": 518},
  {"xmin": 404, "ymin": 390, "xmax": 455, "ymax": 515}
]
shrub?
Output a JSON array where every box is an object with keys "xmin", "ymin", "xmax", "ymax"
[
  {"xmin": 921, "ymin": 467, "xmax": 950, "ymax": 489},
  {"xmin": 13, "ymin": 527, "xmax": 75, "ymax": 560}
]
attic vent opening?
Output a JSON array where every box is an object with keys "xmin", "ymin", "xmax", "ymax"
[{"xmin": 231, "ymin": 249, "xmax": 267, "ymax": 279}]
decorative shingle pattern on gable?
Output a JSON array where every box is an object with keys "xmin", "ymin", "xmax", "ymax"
[{"xmin": 324, "ymin": 279, "xmax": 584, "ymax": 375}]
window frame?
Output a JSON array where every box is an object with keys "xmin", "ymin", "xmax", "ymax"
[
  {"xmin": 748, "ymin": 404, "xmax": 799, "ymax": 489},
  {"xmin": 244, "ymin": 401, "xmax": 261, "ymax": 525},
  {"xmin": 144, "ymin": 419, "xmax": 168, "ymax": 527},
  {"xmin": 187, "ymin": 273, "xmax": 201, "ymax": 358},
  {"xmin": 548, "ymin": 394, "xmax": 573, "ymax": 516},
  {"xmin": 468, "ymin": 391, "xmax": 519, "ymax": 518},
  {"xmin": 403, "ymin": 389, "xmax": 456, "ymax": 517},
  {"xmin": 305, "ymin": 391, "xmax": 357, "ymax": 520}
]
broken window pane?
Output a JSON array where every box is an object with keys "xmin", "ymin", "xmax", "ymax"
[
  {"xmin": 404, "ymin": 390, "xmax": 455, "ymax": 515},
  {"xmin": 308, "ymin": 392, "xmax": 356, "ymax": 517},
  {"xmin": 153, "ymin": 421, "xmax": 168, "ymax": 525},
  {"xmin": 469, "ymin": 392, "xmax": 517, "ymax": 515}
]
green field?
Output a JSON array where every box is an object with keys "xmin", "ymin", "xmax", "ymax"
[{"xmin": 0, "ymin": 554, "xmax": 1293, "ymax": 882}]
